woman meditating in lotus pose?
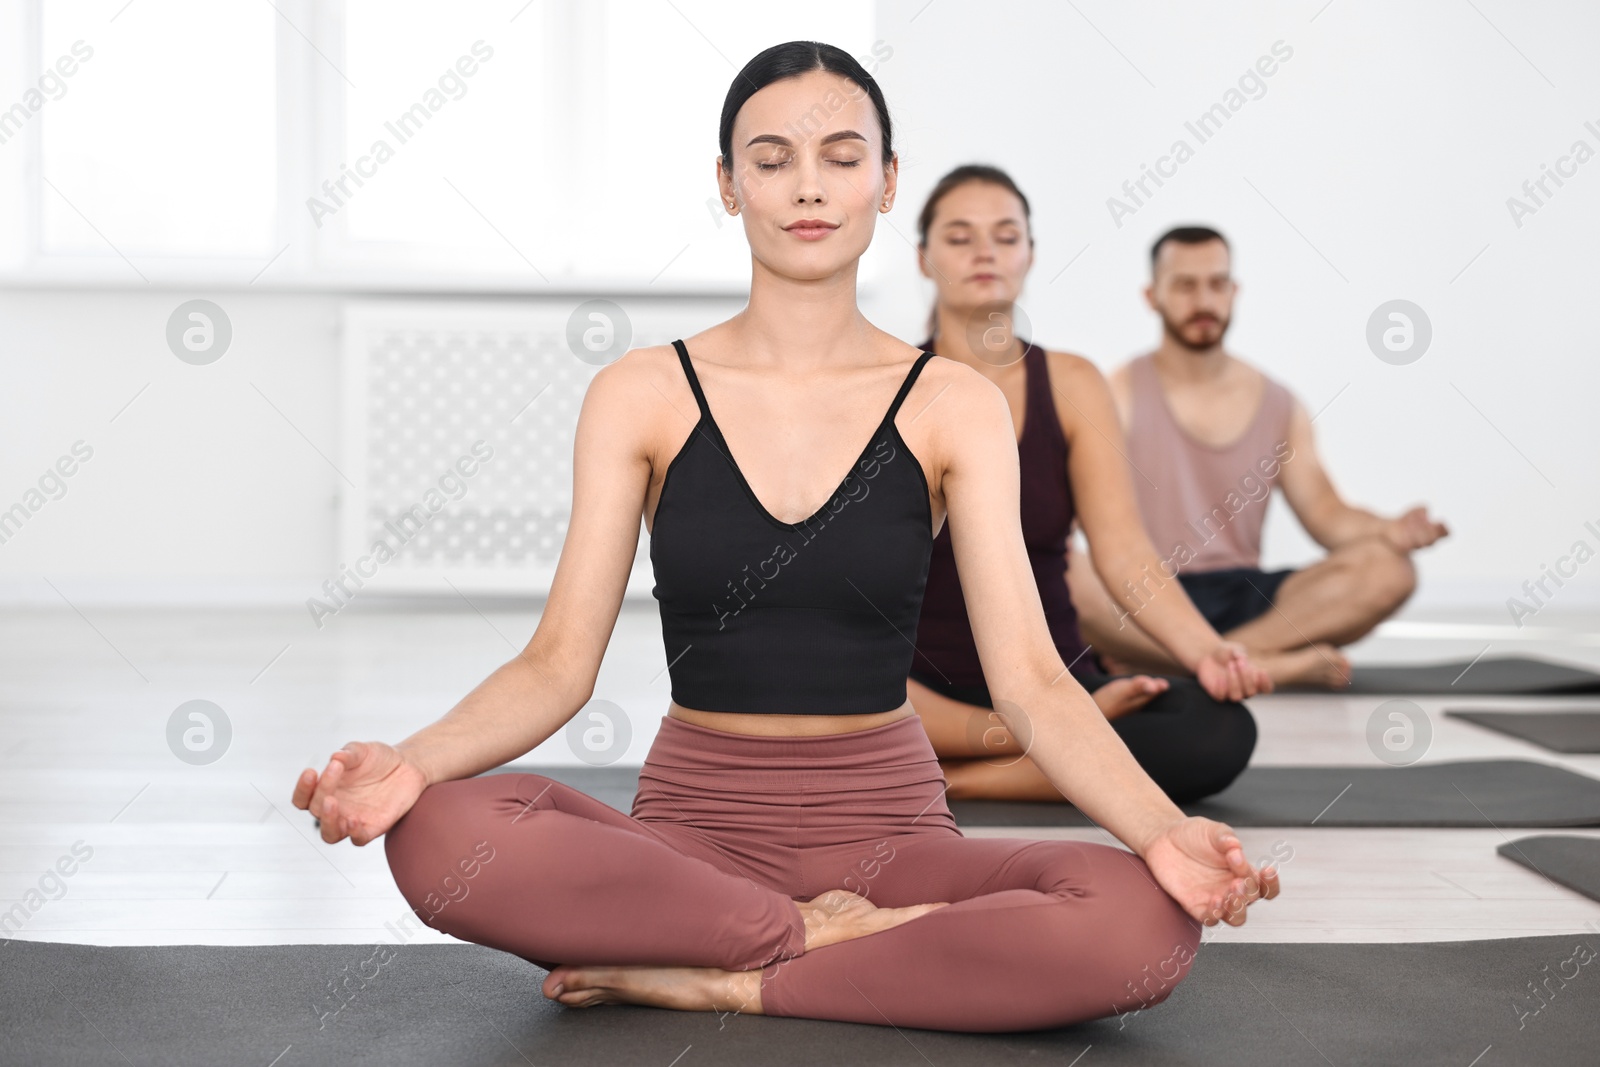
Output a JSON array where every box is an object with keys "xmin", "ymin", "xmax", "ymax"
[
  {"xmin": 291, "ymin": 40, "xmax": 1278, "ymax": 1033},
  {"xmin": 904, "ymin": 164, "xmax": 1273, "ymax": 805}
]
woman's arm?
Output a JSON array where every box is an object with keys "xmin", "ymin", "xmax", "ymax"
[
  {"xmin": 1051, "ymin": 353, "xmax": 1269, "ymax": 700},
  {"xmin": 293, "ymin": 347, "xmax": 665, "ymax": 843},
  {"xmin": 934, "ymin": 362, "xmax": 1276, "ymax": 922}
]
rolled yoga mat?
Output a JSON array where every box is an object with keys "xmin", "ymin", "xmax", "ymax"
[
  {"xmin": 1498, "ymin": 834, "xmax": 1600, "ymax": 904},
  {"xmin": 2, "ymin": 934, "xmax": 1593, "ymax": 1066},
  {"xmin": 1332, "ymin": 655, "xmax": 1600, "ymax": 695},
  {"xmin": 495, "ymin": 759, "xmax": 1600, "ymax": 829},
  {"xmin": 1446, "ymin": 708, "xmax": 1600, "ymax": 753}
]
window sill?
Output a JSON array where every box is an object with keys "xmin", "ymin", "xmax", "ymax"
[{"xmin": 0, "ymin": 264, "xmax": 781, "ymax": 297}]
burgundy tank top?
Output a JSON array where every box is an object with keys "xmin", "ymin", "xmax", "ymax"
[{"xmin": 909, "ymin": 339, "xmax": 1095, "ymax": 690}]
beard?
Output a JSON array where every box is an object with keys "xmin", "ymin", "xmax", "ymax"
[{"xmin": 1162, "ymin": 311, "xmax": 1229, "ymax": 352}]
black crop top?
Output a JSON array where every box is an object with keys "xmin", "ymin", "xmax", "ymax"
[{"xmin": 649, "ymin": 339, "xmax": 938, "ymax": 714}]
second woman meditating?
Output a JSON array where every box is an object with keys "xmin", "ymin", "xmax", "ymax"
[{"xmin": 908, "ymin": 164, "xmax": 1273, "ymax": 804}]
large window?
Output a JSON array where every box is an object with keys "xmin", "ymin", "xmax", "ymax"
[
  {"xmin": 1, "ymin": 0, "xmax": 880, "ymax": 289},
  {"xmin": 38, "ymin": 0, "xmax": 278, "ymax": 260}
]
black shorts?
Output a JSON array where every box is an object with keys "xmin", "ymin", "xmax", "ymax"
[{"xmin": 1176, "ymin": 565, "xmax": 1297, "ymax": 634}]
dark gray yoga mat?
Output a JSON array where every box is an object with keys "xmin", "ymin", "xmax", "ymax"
[
  {"xmin": 1336, "ymin": 655, "xmax": 1600, "ymax": 695},
  {"xmin": 501, "ymin": 759, "xmax": 1600, "ymax": 829},
  {"xmin": 3, "ymin": 934, "xmax": 1595, "ymax": 1066},
  {"xmin": 951, "ymin": 759, "xmax": 1600, "ymax": 828},
  {"xmin": 1447, "ymin": 708, "xmax": 1600, "ymax": 753},
  {"xmin": 1498, "ymin": 835, "xmax": 1600, "ymax": 904}
]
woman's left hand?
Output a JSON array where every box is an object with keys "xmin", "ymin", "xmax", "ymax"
[
  {"xmin": 1141, "ymin": 816, "xmax": 1279, "ymax": 926},
  {"xmin": 1195, "ymin": 641, "xmax": 1273, "ymax": 701}
]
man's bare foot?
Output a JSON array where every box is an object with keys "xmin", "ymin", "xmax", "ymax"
[
  {"xmin": 543, "ymin": 963, "xmax": 763, "ymax": 1013},
  {"xmin": 1252, "ymin": 644, "xmax": 1351, "ymax": 688},
  {"xmin": 540, "ymin": 890, "xmax": 950, "ymax": 1014}
]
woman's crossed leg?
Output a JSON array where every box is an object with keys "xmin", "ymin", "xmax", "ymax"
[
  {"xmin": 758, "ymin": 832, "xmax": 1201, "ymax": 1031},
  {"xmin": 384, "ymin": 771, "xmax": 1200, "ymax": 1033}
]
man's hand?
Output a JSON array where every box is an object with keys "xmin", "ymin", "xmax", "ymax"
[{"xmin": 1381, "ymin": 506, "xmax": 1448, "ymax": 553}]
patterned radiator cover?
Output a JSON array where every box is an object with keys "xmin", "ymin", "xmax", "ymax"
[{"xmin": 338, "ymin": 300, "xmax": 720, "ymax": 595}]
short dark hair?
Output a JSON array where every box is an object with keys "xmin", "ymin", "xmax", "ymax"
[
  {"xmin": 718, "ymin": 41, "xmax": 894, "ymax": 167},
  {"xmin": 1150, "ymin": 226, "xmax": 1229, "ymax": 274}
]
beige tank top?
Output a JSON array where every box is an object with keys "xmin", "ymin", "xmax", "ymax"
[{"xmin": 1125, "ymin": 353, "xmax": 1294, "ymax": 573}]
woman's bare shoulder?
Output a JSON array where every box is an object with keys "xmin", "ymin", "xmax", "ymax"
[
  {"xmin": 1033, "ymin": 345, "xmax": 1125, "ymax": 439},
  {"xmin": 570, "ymin": 344, "xmax": 707, "ymax": 474},
  {"xmin": 912, "ymin": 349, "xmax": 1002, "ymax": 401},
  {"xmin": 908, "ymin": 354, "xmax": 1014, "ymax": 460},
  {"xmin": 585, "ymin": 343, "xmax": 691, "ymax": 408},
  {"xmin": 1038, "ymin": 345, "xmax": 1109, "ymax": 388}
]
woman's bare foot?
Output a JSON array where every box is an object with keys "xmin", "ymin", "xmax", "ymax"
[
  {"xmin": 543, "ymin": 963, "xmax": 763, "ymax": 1013},
  {"xmin": 541, "ymin": 890, "xmax": 949, "ymax": 1014},
  {"xmin": 1097, "ymin": 651, "xmax": 1142, "ymax": 676},
  {"xmin": 1092, "ymin": 675, "xmax": 1169, "ymax": 720},
  {"xmin": 797, "ymin": 889, "xmax": 950, "ymax": 951},
  {"xmin": 1252, "ymin": 644, "xmax": 1351, "ymax": 689},
  {"xmin": 940, "ymin": 757, "xmax": 980, "ymax": 799}
]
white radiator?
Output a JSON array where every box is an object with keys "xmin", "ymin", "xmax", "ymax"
[{"xmin": 338, "ymin": 299, "xmax": 727, "ymax": 597}]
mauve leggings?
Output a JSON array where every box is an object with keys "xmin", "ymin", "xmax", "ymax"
[{"xmin": 383, "ymin": 714, "xmax": 1201, "ymax": 1033}]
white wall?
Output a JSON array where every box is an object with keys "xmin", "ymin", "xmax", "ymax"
[
  {"xmin": 2, "ymin": 0, "xmax": 1597, "ymax": 614},
  {"xmin": 869, "ymin": 0, "xmax": 1600, "ymax": 612},
  {"xmin": 0, "ymin": 291, "xmax": 348, "ymax": 602}
]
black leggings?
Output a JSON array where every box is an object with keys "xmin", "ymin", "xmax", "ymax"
[{"xmin": 909, "ymin": 667, "xmax": 1257, "ymax": 804}]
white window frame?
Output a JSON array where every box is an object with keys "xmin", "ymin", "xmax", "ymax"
[{"xmin": 4, "ymin": 0, "xmax": 877, "ymax": 295}]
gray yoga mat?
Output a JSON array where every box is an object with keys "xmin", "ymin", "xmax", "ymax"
[
  {"xmin": 1446, "ymin": 708, "xmax": 1600, "ymax": 753},
  {"xmin": 1498, "ymin": 834, "xmax": 1600, "ymax": 904},
  {"xmin": 1337, "ymin": 655, "xmax": 1600, "ymax": 695},
  {"xmin": 2, "ymin": 934, "xmax": 1593, "ymax": 1066},
  {"xmin": 500, "ymin": 759, "xmax": 1600, "ymax": 829},
  {"xmin": 952, "ymin": 759, "xmax": 1600, "ymax": 828}
]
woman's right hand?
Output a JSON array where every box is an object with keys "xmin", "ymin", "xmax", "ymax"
[
  {"xmin": 291, "ymin": 741, "xmax": 429, "ymax": 847},
  {"xmin": 1195, "ymin": 641, "xmax": 1274, "ymax": 702}
]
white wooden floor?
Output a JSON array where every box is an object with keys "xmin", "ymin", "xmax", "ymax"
[{"xmin": 3, "ymin": 602, "xmax": 1599, "ymax": 948}]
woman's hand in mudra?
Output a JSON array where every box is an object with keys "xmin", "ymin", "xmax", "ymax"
[
  {"xmin": 1140, "ymin": 816, "xmax": 1279, "ymax": 927},
  {"xmin": 292, "ymin": 741, "xmax": 429, "ymax": 847},
  {"xmin": 1196, "ymin": 641, "xmax": 1274, "ymax": 702}
]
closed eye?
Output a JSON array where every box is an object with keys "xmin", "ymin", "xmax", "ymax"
[{"xmin": 755, "ymin": 159, "xmax": 865, "ymax": 171}]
